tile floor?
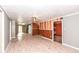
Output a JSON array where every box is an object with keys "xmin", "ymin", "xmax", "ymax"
[{"xmin": 6, "ymin": 34, "xmax": 79, "ymax": 53}]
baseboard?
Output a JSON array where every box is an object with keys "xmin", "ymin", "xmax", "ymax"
[
  {"xmin": 40, "ymin": 36, "xmax": 53, "ymax": 41},
  {"xmin": 62, "ymin": 43, "xmax": 79, "ymax": 51}
]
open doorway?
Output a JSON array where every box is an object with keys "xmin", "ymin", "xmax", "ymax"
[
  {"xmin": 54, "ymin": 18, "xmax": 62, "ymax": 43},
  {"xmin": 27, "ymin": 24, "xmax": 32, "ymax": 34}
]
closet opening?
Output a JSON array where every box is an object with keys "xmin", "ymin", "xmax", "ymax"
[{"xmin": 54, "ymin": 17, "xmax": 62, "ymax": 43}]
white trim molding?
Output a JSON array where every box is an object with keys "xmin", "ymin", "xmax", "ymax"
[
  {"xmin": 62, "ymin": 12, "xmax": 79, "ymax": 18},
  {"xmin": 2, "ymin": 11, "xmax": 4, "ymax": 53},
  {"xmin": 62, "ymin": 43, "xmax": 79, "ymax": 51},
  {"xmin": 40, "ymin": 36, "xmax": 53, "ymax": 42}
]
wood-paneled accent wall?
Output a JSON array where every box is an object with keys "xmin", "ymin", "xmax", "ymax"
[
  {"xmin": 32, "ymin": 17, "xmax": 62, "ymax": 41},
  {"xmin": 32, "ymin": 19, "xmax": 53, "ymax": 39},
  {"xmin": 39, "ymin": 30, "xmax": 52, "ymax": 39},
  {"xmin": 32, "ymin": 23, "xmax": 39, "ymax": 35},
  {"xmin": 39, "ymin": 20, "xmax": 53, "ymax": 39}
]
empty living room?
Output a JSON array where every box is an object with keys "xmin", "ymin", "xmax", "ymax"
[{"xmin": 0, "ymin": 0, "xmax": 79, "ymax": 54}]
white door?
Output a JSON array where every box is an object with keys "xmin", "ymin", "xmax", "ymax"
[{"xmin": 28, "ymin": 24, "xmax": 32, "ymax": 34}]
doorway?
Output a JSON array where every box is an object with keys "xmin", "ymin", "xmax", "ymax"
[
  {"xmin": 28, "ymin": 24, "xmax": 32, "ymax": 34},
  {"xmin": 54, "ymin": 20, "xmax": 62, "ymax": 43}
]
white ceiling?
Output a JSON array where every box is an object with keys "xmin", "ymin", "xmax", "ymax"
[{"xmin": 1, "ymin": 5, "xmax": 79, "ymax": 23}]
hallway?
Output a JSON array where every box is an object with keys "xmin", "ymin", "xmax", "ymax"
[
  {"xmin": 6, "ymin": 34, "xmax": 79, "ymax": 53},
  {"xmin": 0, "ymin": 5, "xmax": 79, "ymax": 53}
]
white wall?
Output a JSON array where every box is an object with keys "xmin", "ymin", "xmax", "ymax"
[
  {"xmin": 11, "ymin": 20, "xmax": 16, "ymax": 38},
  {"xmin": 0, "ymin": 8, "xmax": 10, "ymax": 52},
  {"xmin": 62, "ymin": 13, "xmax": 79, "ymax": 49},
  {"xmin": 4, "ymin": 12, "xmax": 10, "ymax": 50},
  {"xmin": 0, "ymin": 12, "xmax": 3, "ymax": 52},
  {"xmin": 10, "ymin": 20, "xmax": 12, "ymax": 40}
]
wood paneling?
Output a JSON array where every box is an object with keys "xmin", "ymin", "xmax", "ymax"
[
  {"xmin": 54, "ymin": 21, "xmax": 62, "ymax": 36},
  {"xmin": 32, "ymin": 23, "xmax": 39, "ymax": 35},
  {"xmin": 39, "ymin": 20, "xmax": 53, "ymax": 30},
  {"xmin": 39, "ymin": 30, "xmax": 52, "ymax": 39},
  {"xmin": 54, "ymin": 21, "xmax": 62, "ymax": 43},
  {"xmin": 32, "ymin": 20, "xmax": 53, "ymax": 39}
]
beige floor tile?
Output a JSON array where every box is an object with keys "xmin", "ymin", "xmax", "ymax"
[{"xmin": 6, "ymin": 34, "xmax": 79, "ymax": 53}]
